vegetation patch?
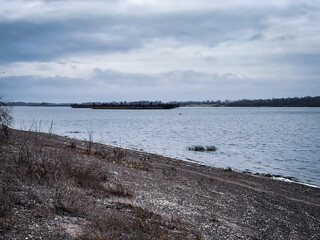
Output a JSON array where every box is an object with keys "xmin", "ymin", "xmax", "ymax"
[
  {"xmin": 205, "ymin": 145, "xmax": 217, "ymax": 151},
  {"xmin": 188, "ymin": 145, "xmax": 217, "ymax": 152}
]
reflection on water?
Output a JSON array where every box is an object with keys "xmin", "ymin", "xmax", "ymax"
[{"xmin": 12, "ymin": 106, "xmax": 320, "ymax": 187}]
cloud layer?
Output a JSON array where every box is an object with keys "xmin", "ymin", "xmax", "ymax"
[{"xmin": 1, "ymin": 0, "xmax": 319, "ymax": 101}]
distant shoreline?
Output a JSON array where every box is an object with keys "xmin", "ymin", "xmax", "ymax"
[
  {"xmin": 6, "ymin": 96, "xmax": 320, "ymax": 107},
  {"xmin": 10, "ymin": 104, "xmax": 320, "ymax": 108}
]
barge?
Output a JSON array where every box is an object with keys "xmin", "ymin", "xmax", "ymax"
[{"xmin": 71, "ymin": 103, "xmax": 179, "ymax": 110}]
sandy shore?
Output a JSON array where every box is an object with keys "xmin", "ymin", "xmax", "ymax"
[{"xmin": 1, "ymin": 129, "xmax": 319, "ymax": 239}]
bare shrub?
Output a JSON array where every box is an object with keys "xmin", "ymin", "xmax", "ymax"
[
  {"xmin": 15, "ymin": 130, "xmax": 32, "ymax": 165},
  {"xmin": 0, "ymin": 97, "xmax": 13, "ymax": 140},
  {"xmin": 11, "ymin": 131, "xmax": 109, "ymax": 193},
  {"xmin": 70, "ymin": 161, "xmax": 108, "ymax": 192},
  {"xmin": 54, "ymin": 188, "xmax": 86, "ymax": 217}
]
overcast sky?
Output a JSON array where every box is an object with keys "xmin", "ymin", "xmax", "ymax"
[{"xmin": 1, "ymin": 0, "xmax": 320, "ymax": 102}]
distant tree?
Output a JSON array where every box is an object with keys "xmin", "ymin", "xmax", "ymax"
[{"xmin": 0, "ymin": 96, "xmax": 13, "ymax": 139}]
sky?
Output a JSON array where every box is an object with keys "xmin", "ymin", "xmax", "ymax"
[{"xmin": 0, "ymin": 0, "xmax": 320, "ymax": 102}]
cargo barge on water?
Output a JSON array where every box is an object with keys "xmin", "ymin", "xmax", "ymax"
[{"xmin": 71, "ymin": 103, "xmax": 179, "ymax": 110}]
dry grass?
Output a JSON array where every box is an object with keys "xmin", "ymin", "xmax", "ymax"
[
  {"xmin": 0, "ymin": 179, "xmax": 18, "ymax": 235},
  {"xmin": 82, "ymin": 203, "xmax": 196, "ymax": 240},
  {"xmin": 0, "ymin": 129, "xmax": 201, "ymax": 239},
  {"xmin": 92, "ymin": 147, "xmax": 149, "ymax": 171},
  {"xmin": 0, "ymin": 129, "xmax": 126, "ymax": 238}
]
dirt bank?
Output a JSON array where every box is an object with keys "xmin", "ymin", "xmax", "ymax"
[{"xmin": 1, "ymin": 129, "xmax": 319, "ymax": 239}]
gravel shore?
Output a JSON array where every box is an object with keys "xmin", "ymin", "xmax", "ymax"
[{"xmin": 1, "ymin": 129, "xmax": 319, "ymax": 239}]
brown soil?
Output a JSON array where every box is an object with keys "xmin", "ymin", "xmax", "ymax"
[{"xmin": 0, "ymin": 129, "xmax": 319, "ymax": 239}]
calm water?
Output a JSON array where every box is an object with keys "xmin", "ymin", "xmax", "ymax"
[{"xmin": 12, "ymin": 106, "xmax": 320, "ymax": 187}]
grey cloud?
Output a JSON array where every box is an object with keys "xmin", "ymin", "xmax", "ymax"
[
  {"xmin": 94, "ymin": 69, "xmax": 242, "ymax": 87},
  {"xmin": 0, "ymin": 18, "xmax": 144, "ymax": 63},
  {"xmin": 0, "ymin": 11, "xmax": 266, "ymax": 64},
  {"xmin": 1, "ymin": 2, "xmax": 317, "ymax": 65},
  {"xmin": 292, "ymin": 54, "xmax": 320, "ymax": 65},
  {"xmin": 93, "ymin": 68, "xmax": 158, "ymax": 86},
  {"xmin": 250, "ymin": 33, "xmax": 264, "ymax": 41},
  {"xmin": 267, "ymin": 53, "xmax": 320, "ymax": 75},
  {"xmin": 272, "ymin": 35, "xmax": 296, "ymax": 42}
]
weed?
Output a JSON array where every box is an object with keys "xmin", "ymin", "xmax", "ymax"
[{"xmin": 48, "ymin": 120, "xmax": 54, "ymax": 135}]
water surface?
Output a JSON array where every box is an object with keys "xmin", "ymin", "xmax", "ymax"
[{"xmin": 12, "ymin": 106, "xmax": 320, "ymax": 187}]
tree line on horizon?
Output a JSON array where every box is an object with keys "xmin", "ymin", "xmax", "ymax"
[
  {"xmin": 173, "ymin": 96, "xmax": 320, "ymax": 107},
  {"xmin": 3, "ymin": 96, "xmax": 320, "ymax": 107}
]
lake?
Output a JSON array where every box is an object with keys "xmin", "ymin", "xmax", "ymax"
[{"xmin": 11, "ymin": 106, "xmax": 320, "ymax": 187}]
